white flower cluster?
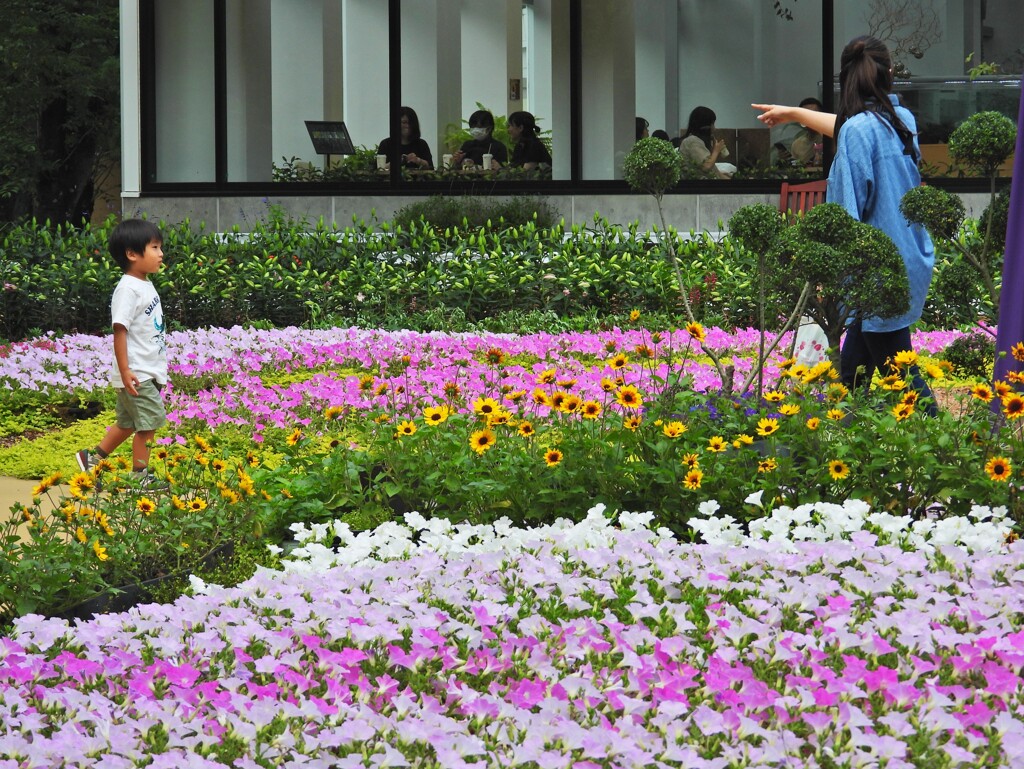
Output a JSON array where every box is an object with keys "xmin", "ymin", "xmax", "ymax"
[
  {"xmin": 271, "ymin": 504, "xmax": 674, "ymax": 574},
  {"xmin": 690, "ymin": 492, "xmax": 1014, "ymax": 553}
]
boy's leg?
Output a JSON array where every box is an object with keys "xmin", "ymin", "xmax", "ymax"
[
  {"xmin": 132, "ymin": 430, "xmax": 156, "ymax": 472},
  {"xmin": 98, "ymin": 426, "xmax": 135, "ymax": 456}
]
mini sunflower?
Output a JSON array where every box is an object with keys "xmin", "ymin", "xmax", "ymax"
[
  {"xmin": 629, "ymin": 308, "xmax": 641, "ymax": 322},
  {"xmin": 1012, "ymin": 342, "xmax": 1024, "ymax": 362},
  {"xmin": 443, "ymin": 381, "xmax": 462, "ymax": 399},
  {"xmin": 484, "ymin": 347, "xmax": 506, "ymax": 365},
  {"xmin": 826, "ymin": 383, "xmax": 849, "ymax": 402},
  {"xmin": 286, "ymin": 427, "xmax": 303, "ymax": 446},
  {"xmin": 136, "ymin": 497, "xmax": 157, "ymax": 515},
  {"xmin": 986, "ymin": 456, "xmax": 1012, "ymax": 482},
  {"xmin": 505, "ymin": 389, "xmax": 527, "ymax": 403},
  {"xmin": 69, "ymin": 472, "xmax": 95, "ymax": 500},
  {"xmin": 615, "ymin": 385, "xmax": 643, "ymax": 409},
  {"xmin": 802, "ymin": 361, "xmax": 834, "ymax": 384},
  {"xmin": 518, "ymin": 421, "xmax": 536, "ymax": 438},
  {"xmin": 374, "ymin": 383, "xmax": 390, "ymax": 396},
  {"xmin": 188, "ymin": 497, "xmax": 209, "ymax": 512},
  {"xmin": 762, "ymin": 390, "xmax": 786, "ymax": 403},
  {"xmin": 1002, "ymin": 393, "xmax": 1024, "ymax": 421},
  {"xmin": 828, "ymin": 459, "xmax": 850, "ymax": 480},
  {"xmin": 608, "ymin": 353, "xmax": 630, "ymax": 371},
  {"xmin": 153, "ymin": 447, "xmax": 170, "ymax": 461},
  {"xmin": 424, "ymin": 404, "xmax": 451, "ymax": 425},
  {"xmin": 536, "ymin": 368, "xmax": 557, "ymax": 384},
  {"xmin": 683, "ymin": 468, "xmax": 704, "ymax": 490},
  {"xmin": 604, "ymin": 340, "xmax": 618, "ymax": 352},
  {"xmin": 901, "ymin": 390, "xmax": 919, "ymax": 406},
  {"xmin": 707, "ymin": 436, "xmax": 727, "ymax": 453},
  {"xmin": 971, "ymin": 384, "xmax": 994, "ymax": 403},
  {"xmin": 826, "ymin": 408, "xmax": 846, "ymax": 422},
  {"xmin": 662, "ymin": 421, "xmax": 687, "ymax": 438},
  {"xmin": 75, "ymin": 527, "xmax": 87, "ymax": 543},
  {"xmin": 634, "ymin": 344, "xmax": 654, "ymax": 359},
  {"xmin": 891, "ymin": 350, "xmax": 918, "ymax": 367},
  {"xmin": 550, "ymin": 392, "xmax": 569, "ymax": 411},
  {"xmin": 469, "ymin": 428, "xmax": 497, "ymax": 454},
  {"xmin": 600, "ymin": 377, "xmax": 617, "ymax": 393},
  {"xmin": 758, "ymin": 457, "xmax": 778, "ymax": 473},
  {"xmin": 358, "ymin": 375, "xmax": 375, "ymax": 392},
  {"xmin": 473, "ymin": 397, "xmax": 500, "ymax": 418},
  {"xmin": 892, "ymin": 403, "xmax": 914, "ymax": 422},
  {"xmin": 878, "ymin": 375, "xmax": 907, "ymax": 391},
  {"xmin": 685, "ymin": 322, "xmax": 706, "ymax": 343},
  {"xmin": 544, "ymin": 449, "xmax": 564, "ymax": 467},
  {"xmin": 531, "ymin": 389, "xmax": 551, "ymax": 407},
  {"xmin": 623, "ymin": 415, "xmax": 643, "ymax": 431},
  {"xmin": 924, "ymin": 364, "xmax": 945, "ymax": 380},
  {"xmin": 581, "ymin": 400, "xmax": 602, "ymax": 419},
  {"xmin": 1008, "ymin": 371, "xmax": 1024, "ymax": 384},
  {"xmin": 779, "ymin": 403, "xmax": 801, "ymax": 416},
  {"xmin": 212, "ymin": 458, "xmax": 228, "ymax": 472},
  {"xmin": 92, "ymin": 540, "xmax": 109, "ymax": 561},
  {"xmin": 487, "ymin": 409, "xmax": 512, "ymax": 427},
  {"xmin": 756, "ymin": 418, "xmax": 780, "ymax": 437},
  {"xmin": 556, "ymin": 378, "xmax": 578, "ymax": 388},
  {"xmin": 324, "ymin": 405, "xmax": 345, "ymax": 420},
  {"xmin": 681, "ymin": 453, "xmax": 700, "ymax": 469},
  {"xmin": 563, "ymin": 395, "xmax": 582, "ymax": 413},
  {"xmin": 733, "ymin": 434, "xmax": 754, "ymax": 447},
  {"xmin": 194, "ymin": 435, "xmax": 213, "ymax": 453},
  {"xmin": 994, "ymin": 380, "xmax": 1012, "ymax": 398},
  {"xmin": 396, "ymin": 420, "xmax": 417, "ymax": 437},
  {"xmin": 171, "ymin": 495, "xmax": 188, "ymax": 510}
]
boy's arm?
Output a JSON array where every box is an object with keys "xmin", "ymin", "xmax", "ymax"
[{"xmin": 113, "ymin": 324, "xmax": 139, "ymax": 396}]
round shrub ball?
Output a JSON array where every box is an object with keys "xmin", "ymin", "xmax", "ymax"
[
  {"xmin": 948, "ymin": 111, "xmax": 1017, "ymax": 176},
  {"xmin": 797, "ymin": 202, "xmax": 859, "ymax": 247},
  {"xmin": 900, "ymin": 185, "xmax": 965, "ymax": 241},
  {"xmin": 728, "ymin": 203, "xmax": 785, "ymax": 256},
  {"xmin": 980, "ymin": 187, "xmax": 1010, "ymax": 254},
  {"xmin": 623, "ymin": 137, "xmax": 682, "ymax": 197}
]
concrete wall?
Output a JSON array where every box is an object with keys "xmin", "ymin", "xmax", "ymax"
[{"xmin": 121, "ymin": 191, "xmax": 994, "ymax": 233}]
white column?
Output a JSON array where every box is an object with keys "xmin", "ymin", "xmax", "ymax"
[
  {"xmin": 119, "ymin": 0, "xmax": 142, "ymax": 197},
  {"xmin": 460, "ymin": 1, "xmax": 509, "ymax": 120},
  {"xmin": 532, "ymin": 0, "xmax": 570, "ymax": 180},
  {"xmin": 581, "ymin": 0, "xmax": 636, "ymax": 179},
  {"xmin": 402, "ymin": 1, "xmax": 441, "ymax": 161}
]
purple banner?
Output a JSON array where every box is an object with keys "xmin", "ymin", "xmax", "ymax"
[{"xmin": 993, "ymin": 79, "xmax": 1024, "ymax": 386}]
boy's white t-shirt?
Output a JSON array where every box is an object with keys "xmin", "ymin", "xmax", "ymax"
[{"xmin": 109, "ymin": 274, "xmax": 167, "ymax": 387}]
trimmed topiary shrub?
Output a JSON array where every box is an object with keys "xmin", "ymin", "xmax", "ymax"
[{"xmin": 941, "ymin": 331, "xmax": 995, "ymax": 378}]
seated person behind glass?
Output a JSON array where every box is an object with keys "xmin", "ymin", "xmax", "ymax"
[
  {"xmin": 679, "ymin": 105, "xmax": 732, "ymax": 179},
  {"xmin": 376, "ymin": 106, "xmax": 433, "ymax": 170},
  {"xmin": 788, "ymin": 97, "xmax": 824, "ymax": 166},
  {"xmin": 451, "ymin": 109, "xmax": 508, "ymax": 170},
  {"xmin": 507, "ymin": 111, "xmax": 551, "ymax": 171}
]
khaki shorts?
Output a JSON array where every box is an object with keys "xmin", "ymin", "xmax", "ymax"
[{"xmin": 115, "ymin": 379, "xmax": 167, "ymax": 432}]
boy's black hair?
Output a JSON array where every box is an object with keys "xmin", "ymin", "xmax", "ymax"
[
  {"xmin": 109, "ymin": 219, "xmax": 162, "ymax": 271},
  {"xmin": 468, "ymin": 109, "xmax": 495, "ymax": 130}
]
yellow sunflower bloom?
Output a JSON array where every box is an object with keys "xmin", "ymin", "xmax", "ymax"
[
  {"xmin": 681, "ymin": 453, "xmax": 700, "ymax": 468},
  {"xmin": 286, "ymin": 428, "xmax": 303, "ymax": 446},
  {"xmin": 188, "ymin": 497, "xmax": 209, "ymax": 512},
  {"xmin": 732, "ymin": 434, "xmax": 754, "ymax": 449},
  {"xmin": 707, "ymin": 436, "xmax": 727, "ymax": 453},
  {"xmin": 971, "ymin": 384, "xmax": 994, "ymax": 403},
  {"xmin": 324, "ymin": 405, "xmax": 345, "ymax": 420},
  {"xmin": 615, "ymin": 385, "xmax": 643, "ymax": 409},
  {"xmin": 536, "ymin": 368, "xmax": 557, "ymax": 384},
  {"xmin": 75, "ymin": 527, "xmax": 87, "ymax": 543},
  {"xmin": 212, "ymin": 459, "xmax": 228, "ymax": 473},
  {"xmin": 1011, "ymin": 342, "xmax": 1024, "ymax": 363},
  {"xmin": 892, "ymin": 403, "xmax": 915, "ymax": 422},
  {"xmin": 683, "ymin": 468, "xmax": 704, "ymax": 490},
  {"xmin": 396, "ymin": 420, "xmax": 417, "ymax": 437},
  {"xmin": 544, "ymin": 449, "xmax": 564, "ymax": 467},
  {"xmin": 608, "ymin": 353, "xmax": 630, "ymax": 371},
  {"xmin": 424, "ymin": 404, "xmax": 451, "ymax": 426},
  {"xmin": 600, "ymin": 377, "xmax": 617, "ymax": 393},
  {"xmin": 826, "ymin": 409, "xmax": 846, "ymax": 421},
  {"xmin": 685, "ymin": 322, "xmax": 706, "ymax": 343},
  {"xmin": 136, "ymin": 497, "xmax": 156, "ymax": 515},
  {"xmin": 469, "ymin": 428, "xmax": 497, "ymax": 454},
  {"xmin": 629, "ymin": 309, "xmax": 641, "ymax": 322},
  {"xmin": 623, "ymin": 415, "xmax": 643, "ymax": 431},
  {"xmin": 924, "ymin": 364, "xmax": 945, "ymax": 380},
  {"xmin": 762, "ymin": 390, "xmax": 785, "ymax": 403},
  {"xmin": 662, "ymin": 421, "xmax": 687, "ymax": 438},
  {"xmin": 581, "ymin": 400, "xmax": 602, "ymax": 420},
  {"xmin": 518, "ymin": 421, "xmax": 536, "ymax": 438},
  {"xmin": 758, "ymin": 458, "xmax": 778, "ymax": 473},
  {"xmin": 756, "ymin": 418, "xmax": 780, "ymax": 437},
  {"xmin": 986, "ymin": 456, "xmax": 1012, "ymax": 482},
  {"xmin": 779, "ymin": 403, "xmax": 801, "ymax": 416},
  {"xmin": 1002, "ymin": 394, "xmax": 1024, "ymax": 420},
  {"xmin": 549, "ymin": 392, "xmax": 569, "ymax": 411},
  {"xmin": 531, "ymin": 388, "xmax": 551, "ymax": 407},
  {"xmin": 891, "ymin": 350, "xmax": 918, "ymax": 367},
  {"xmin": 472, "ymin": 397, "xmax": 500, "ymax": 417},
  {"xmin": 194, "ymin": 435, "xmax": 212, "ymax": 453},
  {"xmin": 828, "ymin": 460, "xmax": 850, "ymax": 480},
  {"xmin": 484, "ymin": 347, "xmax": 506, "ymax": 365}
]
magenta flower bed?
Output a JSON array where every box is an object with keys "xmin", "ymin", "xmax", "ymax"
[
  {"xmin": 3, "ymin": 529, "xmax": 1024, "ymax": 767},
  {"xmin": 0, "ymin": 326, "xmax": 970, "ymax": 442}
]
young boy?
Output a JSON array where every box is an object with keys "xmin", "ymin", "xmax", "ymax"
[{"xmin": 76, "ymin": 219, "xmax": 168, "ymax": 486}]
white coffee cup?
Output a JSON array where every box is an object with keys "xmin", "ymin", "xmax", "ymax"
[
  {"xmin": 375, "ymin": 154, "xmax": 387, "ymax": 170},
  {"xmin": 442, "ymin": 153, "xmax": 453, "ymax": 169},
  {"xmin": 482, "ymin": 153, "xmax": 493, "ymax": 171}
]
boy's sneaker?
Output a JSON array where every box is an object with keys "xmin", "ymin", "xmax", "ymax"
[
  {"xmin": 75, "ymin": 449, "xmax": 93, "ymax": 474},
  {"xmin": 135, "ymin": 469, "xmax": 169, "ymax": 492}
]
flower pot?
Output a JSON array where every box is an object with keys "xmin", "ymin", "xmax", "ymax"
[{"xmin": 57, "ymin": 574, "xmax": 171, "ymax": 621}]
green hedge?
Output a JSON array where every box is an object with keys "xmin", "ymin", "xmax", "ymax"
[{"xmin": 1, "ymin": 213, "xmax": 766, "ymax": 340}]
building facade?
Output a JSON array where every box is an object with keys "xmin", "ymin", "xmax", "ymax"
[{"xmin": 121, "ymin": 0, "xmax": 1020, "ymax": 230}]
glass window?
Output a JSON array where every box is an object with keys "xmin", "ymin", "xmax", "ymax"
[
  {"xmin": 151, "ymin": 0, "xmax": 216, "ymax": 183},
  {"xmin": 834, "ymin": 0, "xmax": 1019, "ymax": 179},
  {"xmin": 580, "ymin": 0, "xmax": 826, "ymax": 181},
  {"xmin": 398, "ymin": 0, "xmax": 569, "ymax": 182}
]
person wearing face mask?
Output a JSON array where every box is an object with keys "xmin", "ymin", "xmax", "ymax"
[{"xmin": 451, "ymin": 110, "xmax": 508, "ymax": 171}]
